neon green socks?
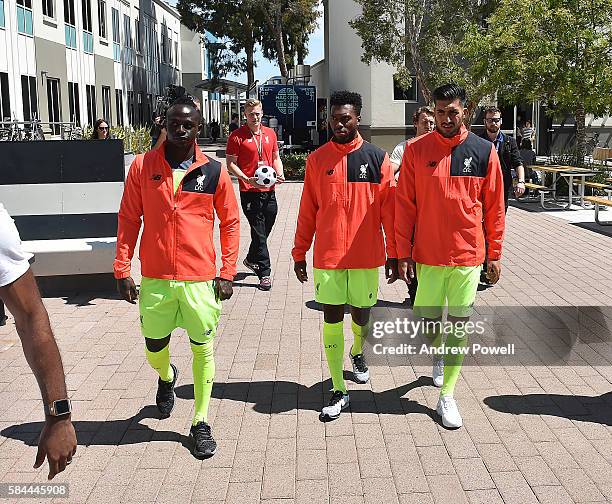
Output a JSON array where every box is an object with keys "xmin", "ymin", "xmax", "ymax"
[
  {"xmin": 350, "ymin": 320, "xmax": 369, "ymax": 356},
  {"xmin": 323, "ymin": 321, "xmax": 346, "ymax": 393},
  {"xmin": 191, "ymin": 340, "xmax": 215, "ymax": 425},
  {"xmin": 145, "ymin": 344, "xmax": 174, "ymax": 383},
  {"xmin": 440, "ymin": 331, "xmax": 469, "ymax": 397}
]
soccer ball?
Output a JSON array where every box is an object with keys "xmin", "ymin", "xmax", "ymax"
[{"xmin": 254, "ymin": 165, "xmax": 277, "ymax": 188}]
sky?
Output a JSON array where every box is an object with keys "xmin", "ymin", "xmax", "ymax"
[{"xmin": 225, "ymin": 1, "xmax": 325, "ymax": 84}]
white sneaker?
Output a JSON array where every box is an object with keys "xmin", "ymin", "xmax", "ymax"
[
  {"xmin": 432, "ymin": 358, "xmax": 444, "ymax": 388},
  {"xmin": 436, "ymin": 395, "xmax": 463, "ymax": 428},
  {"xmin": 321, "ymin": 390, "xmax": 349, "ymax": 420},
  {"xmin": 350, "ymin": 347, "xmax": 370, "ymax": 384}
]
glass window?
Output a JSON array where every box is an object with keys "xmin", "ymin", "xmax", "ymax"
[
  {"xmin": 86, "ymin": 84, "xmax": 96, "ymax": 126},
  {"xmin": 68, "ymin": 81, "xmax": 80, "ymax": 125},
  {"xmin": 115, "ymin": 88, "xmax": 123, "ymax": 125},
  {"xmin": 102, "ymin": 85, "xmax": 111, "ymax": 123},
  {"xmin": 393, "ymin": 75, "xmax": 418, "ymax": 102},
  {"xmin": 21, "ymin": 75, "xmax": 37, "ymax": 121},
  {"xmin": 46, "ymin": 78, "xmax": 61, "ymax": 134},
  {"xmin": 97, "ymin": 0, "xmax": 106, "ymax": 38},
  {"xmin": 42, "ymin": 0, "xmax": 54, "ymax": 18},
  {"xmin": 0, "ymin": 73, "xmax": 11, "ymax": 120},
  {"xmin": 63, "ymin": 0, "xmax": 75, "ymax": 25},
  {"xmin": 82, "ymin": 0, "xmax": 92, "ymax": 32}
]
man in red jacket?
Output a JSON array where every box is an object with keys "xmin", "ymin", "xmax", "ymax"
[
  {"xmin": 293, "ymin": 91, "xmax": 398, "ymax": 420},
  {"xmin": 396, "ymin": 84, "xmax": 505, "ymax": 429},
  {"xmin": 114, "ymin": 97, "xmax": 240, "ymax": 458}
]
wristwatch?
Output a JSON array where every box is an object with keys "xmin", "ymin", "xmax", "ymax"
[
  {"xmin": 44, "ymin": 399, "xmax": 72, "ymax": 417},
  {"xmin": 517, "ymin": 180, "xmax": 525, "ymax": 184}
]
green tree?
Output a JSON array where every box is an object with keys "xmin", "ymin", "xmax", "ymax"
[
  {"xmin": 178, "ymin": 0, "xmax": 262, "ymax": 90},
  {"xmin": 256, "ymin": 0, "xmax": 320, "ymax": 77},
  {"xmin": 351, "ymin": 0, "xmax": 496, "ymax": 123},
  {"xmin": 463, "ymin": 0, "xmax": 612, "ymax": 160}
]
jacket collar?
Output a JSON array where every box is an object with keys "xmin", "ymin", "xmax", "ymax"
[
  {"xmin": 433, "ymin": 124, "xmax": 469, "ymax": 149},
  {"xmin": 158, "ymin": 140, "xmax": 209, "ymax": 173},
  {"xmin": 329, "ymin": 131, "xmax": 364, "ymax": 154}
]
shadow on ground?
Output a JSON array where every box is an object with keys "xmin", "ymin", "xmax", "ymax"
[
  {"xmin": 484, "ymin": 391, "xmax": 612, "ymax": 426},
  {"xmin": 1, "ymin": 376, "xmax": 436, "ymax": 449}
]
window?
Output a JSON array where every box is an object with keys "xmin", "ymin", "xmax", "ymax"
[
  {"xmin": 21, "ymin": 75, "xmax": 37, "ymax": 121},
  {"xmin": 42, "ymin": 0, "xmax": 54, "ymax": 18},
  {"xmin": 146, "ymin": 93, "xmax": 152, "ymax": 123},
  {"xmin": 97, "ymin": 0, "xmax": 106, "ymax": 38},
  {"xmin": 68, "ymin": 81, "xmax": 80, "ymax": 125},
  {"xmin": 65, "ymin": 25, "xmax": 76, "ymax": 48},
  {"xmin": 17, "ymin": 0, "xmax": 33, "ymax": 35},
  {"xmin": 46, "ymin": 78, "xmax": 61, "ymax": 134},
  {"xmin": 174, "ymin": 40, "xmax": 178, "ymax": 68},
  {"xmin": 123, "ymin": 14, "xmax": 132, "ymax": 64},
  {"xmin": 64, "ymin": 0, "xmax": 76, "ymax": 47},
  {"xmin": 0, "ymin": 0, "xmax": 5, "ymax": 28},
  {"xmin": 63, "ymin": 0, "xmax": 75, "ymax": 25},
  {"xmin": 85, "ymin": 84, "xmax": 96, "ymax": 126},
  {"xmin": 393, "ymin": 74, "xmax": 417, "ymax": 102},
  {"xmin": 0, "ymin": 73, "xmax": 10, "ymax": 120},
  {"xmin": 161, "ymin": 26, "xmax": 167, "ymax": 63},
  {"xmin": 102, "ymin": 85, "xmax": 111, "ymax": 122},
  {"xmin": 111, "ymin": 8, "xmax": 120, "ymax": 61},
  {"xmin": 115, "ymin": 89, "xmax": 123, "ymax": 125},
  {"xmin": 82, "ymin": 0, "xmax": 92, "ymax": 32},
  {"xmin": 137, "ymin": 92, "xmax": 144, "ymax": 125},
  {"xmin": 127, "ymin": 90, "xmax": 134, "ymax": 125},
  {"xmin": 134, "ymin": 18, "xmax": 142, "ymax": 52}
]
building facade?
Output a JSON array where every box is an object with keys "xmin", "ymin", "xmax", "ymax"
[{"xmin": 0, "ymin": 0, "xmax": 181, "ymax": 131}]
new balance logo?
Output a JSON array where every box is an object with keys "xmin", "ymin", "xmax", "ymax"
[
  {"xmin": 427, "ymin": 161, "xmax": 437, "ymax": 168},
  {"xmin": 463, "ymin": 157, "xmax": 473, "ymax": 173},
  {"xmin": 326, "ymin": 169, "xmax": 334, "ymax": 176},
  {"xmin": 151, "ymin": 174, "xmax": 162, "ymax": 180}
]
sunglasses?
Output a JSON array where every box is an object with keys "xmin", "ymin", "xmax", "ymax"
[{"xmin": 98, "ymin": 126, "xmax": 109, "ymax": 130}]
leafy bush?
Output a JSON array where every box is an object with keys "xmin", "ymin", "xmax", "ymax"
[
  {"xmin": 111, "ymin": 126, "xmax": 152, "ymax": 154},
  {"xmin": 281, "ymin": 153, "xmax": 308, "ymax": 180}
]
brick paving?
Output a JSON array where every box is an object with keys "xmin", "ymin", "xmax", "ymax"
[{"xmin": 0, "ymin": 150, "xmax": 611, "ymax": 503}]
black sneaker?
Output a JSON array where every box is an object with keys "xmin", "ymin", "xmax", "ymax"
[
  {"xmin": 320, "ymin": 390, "xmax": 350, "ymax": 420},
  {"xmin": 0, "ymin": 315, "xmax": 7, "ymax": 327},
  {"xmin": 243, "ymin": 258, "xmax": 260, "ymax": 276},
  {"xmin": 156, "ymin": 363, "xmax": 178, "ymax": 418},
  {"xmin": 190, "ymin": 421, "xmax": 217, "ymax": 458},
  {"xmin": 350, "ymin": 348, "xmax": 370, "ymax": 384}
]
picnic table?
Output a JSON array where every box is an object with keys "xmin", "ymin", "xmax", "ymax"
[{"xmin": 529, "ymin": 165, "xmax": 599, "ymax": 208}]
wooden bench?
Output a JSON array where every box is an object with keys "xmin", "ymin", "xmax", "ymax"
[
  {"xmin": 524, "ymin": 182, "xmax": 553, "ymax": 208},
  {"xmin": 572, "ymin": 180, "xmax": 612, "ymax": 199},
  {"xmin": 584, "ymin": 196, "xmax": 612, "ymax": 225}
]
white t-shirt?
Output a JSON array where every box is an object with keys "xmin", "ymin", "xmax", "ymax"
[
  {"xmin": 390, "ymin": 141, "xmax": 406, "ymax": 167},
  {"xmin": 0, "ymin": 203, "xmax": 32, "ymax": 287}
]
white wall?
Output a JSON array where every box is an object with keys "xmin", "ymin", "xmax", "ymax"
[{"xmin": 326, "ymin": 0, "xmax": 371, "ymax": 125}]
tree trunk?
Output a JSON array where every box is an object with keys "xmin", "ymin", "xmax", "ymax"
[
  {"xmin": 246, "ymin": 38, "xmax": 255, "ymax": 92},
  {"xmin": 258, "ymin": 2, "xmax": 289, "ymax": 78},
  {"xmin": 574, "ymin": 103, "xmax": 586, "ymax": 166}
]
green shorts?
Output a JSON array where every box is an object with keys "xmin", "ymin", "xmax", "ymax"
[
  {"xmin": 313, "ymin": 268, "xmax": 379, "ymax": 308},
  {"xmin": 413, "ymin": 264, "xmax": 480, "ymax": 319},
  {"xmin": 139, "ymin": 277, "xmax": 222, "ymax": 344}
]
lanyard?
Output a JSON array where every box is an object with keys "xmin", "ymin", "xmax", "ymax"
[{"xmin": 251, "ymin": 129, "xmax": 263, "ymax": 161}]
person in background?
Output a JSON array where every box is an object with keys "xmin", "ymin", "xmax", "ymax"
[
  {"xmin": 519, "ymin": 138, "xmax": 539, "ymax": 185},
  {"xmin": 389, "ymin": 106, "xmax": 435, "ymax": 175},
  {"xmin": 91, "ymin": 119, "xmax": 110, "ymax": 140},
  {"xmin": 0, "ymin": 204, "xmax": 77, "ymax": 478},
  {"xmin": 521, "ymin": 120, "xmax": 535, "ymax": 144},
  {"xmin": 229, "ymin": 113, "xmax": 240, "ymax": 133}
]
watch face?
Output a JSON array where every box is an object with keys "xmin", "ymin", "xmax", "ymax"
[{"xmin": 54, "ymin": 400, "xmax": 71, "ymax": 415}]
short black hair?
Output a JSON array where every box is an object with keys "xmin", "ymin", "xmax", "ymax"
[
  {"xmin": 432, "ymin": 83, "xmax": 467, "ymax": 107},
  {"xmin": 330, "ymin": 90, "xmax": 362, "ymax": 115},
  {"xmin": 167, "ymin": 96, "xmax": 201, "ymax": 123}
]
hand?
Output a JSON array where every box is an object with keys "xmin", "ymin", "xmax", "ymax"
[
  {"xmin": 213, "ymin": 278, "xmax": 233, "ymax": 301},
  {"xmin": 515, "ymin": 182, "xmax": 525, "ymax": 197},
  {"xmin": 275, "ymin": 172, "xmax": 285, "ymax": 184},
  {"xmin": 117, "ymin": 277, "xmax": 138, "ymax": 304},
  {"xmin": 398, "ymin": 257, "xmax": 416, "ymax": 284},
  {"xmin": 34, "ymin": 417, "xmax": 77, "ymax": 480},
  {"xmin": 294, "ymin": 260, "xmax": 308, "ymax": 283},
  {"xmin": 247, "ymin": 176, "xmax": 268, "ymax": 189},
  {"xmin": 385, "ymin": 258, "xmax": 399, "ymax": 284},
  {"xmin": 486, "ymin": 260, "xmax": 502, "ymax": 284}
]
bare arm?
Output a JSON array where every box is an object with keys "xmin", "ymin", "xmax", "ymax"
[
  {"xmin": 0, "ymin": 269, "xmax": 77, "ymax": 479},
  {"xmin": 272, "ymin": 150, "xmax": 285, "ymax": 181},
  {"xmin": 152, "ymin": 128, "xmax": 166, "ymax": 150},
  {"xmin": 226, "ymin": 154, "xmax": 250, "ymax": 183}
]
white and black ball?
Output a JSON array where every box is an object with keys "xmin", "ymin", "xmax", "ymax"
[{"xmin": 254, "ymin": 165, "xmax": 277, "ymax": 188}]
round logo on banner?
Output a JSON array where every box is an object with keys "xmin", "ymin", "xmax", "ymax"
[{"xmin": 276, "ymin": 88, "xmax": 299, "ymax": 114}]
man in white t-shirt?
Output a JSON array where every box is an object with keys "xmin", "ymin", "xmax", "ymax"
[
  {"xmin": 0, "ymin": 204, "xmax": 77, "ymax": 479},
  {"xmin": 389, "ymin": 106, "xmax": 435, "ymax": 175}
]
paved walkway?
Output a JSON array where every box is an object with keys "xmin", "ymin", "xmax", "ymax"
[{"xmin": 1, "ymin": 159, "xmax": 611, "ymax": 503}]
